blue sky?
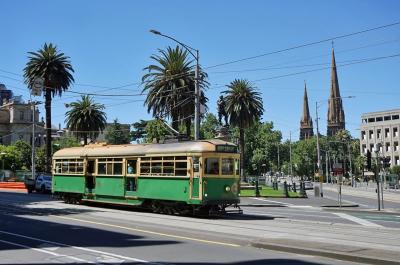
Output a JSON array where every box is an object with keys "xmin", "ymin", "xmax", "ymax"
[{"xmin": 0, "ymin": 0, "xmax": 399, "ymax": 140}]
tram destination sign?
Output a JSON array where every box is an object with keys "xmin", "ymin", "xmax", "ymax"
[{"xmin": 216, "ymin": 145, "xmax": 237, "ymax": 153}]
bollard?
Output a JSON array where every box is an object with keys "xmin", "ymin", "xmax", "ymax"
[
  {"xmin": 255, "ymin": 180, "xmax": 260, "ymax": 197},
  {"xmin": 284, "ymin": 181, "xmax": 289, "ymax": 197},
  {"xmin": 299, "ymin": 182, "xmax": 307, "ymax": 198}
]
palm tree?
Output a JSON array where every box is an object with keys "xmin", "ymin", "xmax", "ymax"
[
  {"xmin": 223, "ymin": 79, "xmax": 264, "ymax": 181},
  {"xmin": 65, "ymin": 95, "xmax": 107, "ymax": 145},
  {"xmin": 24, "ymin": 43, "xmax": 74, "ymax": 173},
  {"xmin": 142, "ymin": 46, "xmax": 207, "ymax": 137}
]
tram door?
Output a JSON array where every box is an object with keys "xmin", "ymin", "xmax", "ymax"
[
  {"xmin": 190, "ymin": 156, "xmax": 201, "ymax": 199},
  {"xmin": 85, "ymin": 159, "xmax": 95, "ymax": 193}
]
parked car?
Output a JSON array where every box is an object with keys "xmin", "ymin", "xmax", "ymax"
[
  {"xmin": 35, "ymin": 175, "xmax": 52, "ymax": 193},
  {"xmin": 304, "ymin": 181, "xmax": 313, "ymax": 190}
]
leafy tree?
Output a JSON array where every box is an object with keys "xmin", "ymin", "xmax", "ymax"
[
  {"xmin": 105, "ymin": 119, "xmax": 131, "ymax": 145},
  {"xmin": 390, "ymin": 165, "xmax": 400, "ymax": 176},
  {"xmin": 200, "ymin": 113, "xmax": 219, "ymax": 139},
  {"xmin": 131, "ymin": 120, "xmax": 148, "ymax": 143},
  {"xmin": 142, "ymin": 46, "xmax": 208, "ymax": 136},
  {"xmin": 65, "ymin": 95, "xmax": 107, "ymax": 145},
  {"xmin": 24, "ymin": 43, "xmax": 74, "ymax": 173},
  {"xmin": 144, "ymin": 119, "xmax": 170, "ymax": 143},
  {"xmin": 14, "ymin": 140, "xmax": 32, "ymax": 169},
  {"xmin": 223, "ymin": 79, "xmax": 264, "ymax": 181},
  {"xmin": 53, "ymin": 135, "xmax": 80, "ymax": 153}
]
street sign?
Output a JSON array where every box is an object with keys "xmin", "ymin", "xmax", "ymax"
[{"xmin": 31, "ymin": 77, "xmax": 44, "ymax": 96}]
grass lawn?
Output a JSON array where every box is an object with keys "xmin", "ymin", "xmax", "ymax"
[{"xmin": 239, "ymin": 185, "xmax": 299, "ymax": 197}]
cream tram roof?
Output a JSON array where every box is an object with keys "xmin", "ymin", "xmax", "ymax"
[{"xmin": 53, "ymin": 139, "xmax": 237, "ymax": 159}]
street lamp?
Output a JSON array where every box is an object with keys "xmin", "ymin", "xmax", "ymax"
[
  {"xmin": 149, "ymin": 29, "xmax": 201, "ymax": 140},
  {"xmin": 315, "ymin": 96, "xmax": 355, "ymax": 197}
]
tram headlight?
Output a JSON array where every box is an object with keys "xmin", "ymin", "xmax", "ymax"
[
  {"xmin": 231, "ymin": 183, "xmax": 238, "ymax": 193},
  {"xmin": 225, "ymin": 186, "xmax": 231, "ymax": 192}
]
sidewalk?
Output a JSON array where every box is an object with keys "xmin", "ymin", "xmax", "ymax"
[{"xmin": 323, "ymin": 183, "xmax": 400, "ymax": 203}]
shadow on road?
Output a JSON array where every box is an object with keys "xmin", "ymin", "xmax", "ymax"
[{"xmin": 9, "ymin": 260, "xmax": 332, "ymax": 265}]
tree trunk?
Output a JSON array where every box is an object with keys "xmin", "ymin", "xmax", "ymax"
[
  {"xmin": 185, "ymin": 119, "xmax": 191, "ymax": 138},
  {"xmin": 239, "ymin": 128, "xmax": 245, "ymax": 182},
  {"xmin": 45, "ymin": 88, "xmax": 52, "ymax": 173},
  {"xmin": 83, "ymin": 133, "xmax": 88, "ymax": 146}
]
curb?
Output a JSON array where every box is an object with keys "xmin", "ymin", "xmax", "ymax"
[
  {"xmin": 321, "ymin": 204, "xmax": 359, "ymax": 208},
  {"xmin": 250, "ymin": 241, "xmax": 399, "ymax": 265}
]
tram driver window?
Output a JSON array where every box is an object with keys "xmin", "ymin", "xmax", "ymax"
[
  {"xmin": 205, "ymin": 158, "xmax": 219, "ymax": 175},
  {"xmin": 127, "ymin": 160, "xmax": 137, "ymax": 175}
]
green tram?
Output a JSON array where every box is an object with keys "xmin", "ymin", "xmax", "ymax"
[{"xmin": 52, "ymin": 139, "xmax": 241, "ymax": 215}]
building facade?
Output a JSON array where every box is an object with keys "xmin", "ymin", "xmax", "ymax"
[
  {"xmin": 327, "ymin": 49, "xmax": 345, "ymax": 136},
  {"xmin": 0, "ymin": 97, "xmax": 45, "ymax": 146},
  {"xmin": 360, "ymin": 109, "xmax": 400, "ymax": 167},
  {"xmin": 299, "ymin": 83, "xmax": 314, "ymax": 140}
]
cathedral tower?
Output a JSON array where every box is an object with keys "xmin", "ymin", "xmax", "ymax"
[
  {"xmin": 327, "ymin": 48, "xmax": 345, "ymax": 136},
  {"xmin": 299, "ymin": 83, "xmax": 314, "ymax": 140}
]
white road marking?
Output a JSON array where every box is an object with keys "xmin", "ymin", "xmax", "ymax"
[
  {"xmin": 250, "ymin": 197, "xmax": 294, "ymax": 206},
  {"xmin": 0, "ymin": 239, "xmax": 91, "ymax": 263},
  {"xmin": 0, "ymin": 230, "xmax": 149, "ymax": 263},
  {"xmin": 333, "ymin": 213, "xmax": 383, "ymax": 227},
  {"xmin": 288, "ymin": 205, "xmax": 313, "ymax": 208}
]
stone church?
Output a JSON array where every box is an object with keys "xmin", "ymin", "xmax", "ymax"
[{"xmin": 299, "ymin": 48, "xmax": 345, "ymax": 140}]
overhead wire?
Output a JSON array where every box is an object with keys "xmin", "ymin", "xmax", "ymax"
[{"xmin": 205, "ymin": 21, "xmax": 400, "ymax": 69}]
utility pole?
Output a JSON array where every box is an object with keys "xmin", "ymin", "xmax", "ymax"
[
  {"xmin": 194, "ymin": 49, "xmax": 200, "ymax": 140},
  {"xmin": 375, "ymin": 143, "xmax": 381, "ymax": 211},
  {"xmin": 315, "ymin": 102, "xmax": 323, "ymax": 197},
  {"xmin": 277, "ymin": 143, "xmax": 280, "ymax": 176},
  {"xmin": 31, "ymin": 102, "xmax": 36, "ymax": 180},
  {"xmin": 348, "ymin": 141, "xmax": 353, "ymax": 187},
  {"xmin": 289, "ymin": 131, "xmax": 293, "ymax": 182},
  {"xmin": 325, "ymin": 150, "xmax": 329, "ymax": 184}
]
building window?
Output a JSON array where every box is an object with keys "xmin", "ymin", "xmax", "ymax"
[
  {"xmin": 368, "ymin": 118, "xmax": 375, "ymax": 123},
  {"xmin": 369, "ymin": 130, "xmax": 374, "ymax": 140},
  {"xmin": 361, "ymin": 131, "xmax": 366, "ymax": 140},
  {"xmin": 386, "ymin": 143, "xmax": 391, "ymax": 152},
  {"xmin": 395, "ymin": 142, "xmax": 399, "ymax": 152},
  {"xmin": 394, "ymin": 127, "xmax": 398, "ymax": 138},
  {"xmin": 377, "ymin": 129, "xmax": 381, "ymax": 139},
  {"xmin": 385, "ymin": 128, "xmax": 390, "ymax": 138},
  {"xmin": 376, "ymin": 117, "xmax": 383, "ymax": 122},
  {"xmin": 384, "ymin": 116, "xmax": 391, "ymax": 121},
  {"xmin": 392, "ymin": 115, "xmax": 399, "ymax": 120},
  {"xmin": 362, "ymin": 144, "xmax": 367, "ymax": 154},
  {"xmin": 19, "ymin": 111, "xmax": 24, "ymax": 121},
  {"xmin": 396, "ymin": 156, "xmax": 400, "ymax": 166},
  {"xmin": 362, "ymin": 118, "xmax": 368, "ymax": 124},
  {"xmin": 370, "ymin": 144, "xmax": 374, "ymax": 152}
]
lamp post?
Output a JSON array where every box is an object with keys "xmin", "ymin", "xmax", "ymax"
[
  {"xmin": 149, "ymin": 29, "xmax": 201, "ymax": 140},
  {"xmin": 315, "ymin": 96, "xmax": 354, "ymax": 197}
]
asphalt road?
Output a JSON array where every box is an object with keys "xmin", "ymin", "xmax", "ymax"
[{"xmin": 0, "ymin": 191, "xmax": 368, "ymax": 265}]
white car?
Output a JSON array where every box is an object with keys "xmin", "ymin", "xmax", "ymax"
[
  {"xmin": 304, "ymin": 181, "xmax": 313, "ymax": 190},
  {"xmin": 35, "ymin": 175, "xmax": 52, "ymax": 193}
]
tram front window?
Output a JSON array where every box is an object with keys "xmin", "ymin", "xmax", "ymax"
[
  {"xmin": 222, "ymin": 158, "xmax": 234, "ymax": 175},
  {"xmin": 205, "ymin": 158, "xmax": 219, "ymax": 175}
]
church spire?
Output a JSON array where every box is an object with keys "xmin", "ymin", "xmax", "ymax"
[
  {"xmin": 299, "ymin": 82, "xmax": 314, "ymax": 140},
  {"xmin": 327, "ymin": 48, "xmax": 345, "ymax": 136}
]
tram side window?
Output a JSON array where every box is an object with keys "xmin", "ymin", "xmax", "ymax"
[
  {"xmin": 221, "ymin": 158, "xmax": 234, "ymax": 175},
  {"xmin": 205, "ymin": 158, "xmax": 219, "ymax": 175},
  {"xmin": 235, "ymin": 159, "xmax": 239, "ymax": 175},
  {"xmin": 54, "ymin": 159, "xmax": 84, "ymax": 174},
  {"xmin": 97, "ymin": 158, "xmax": 123, "ymax": 175},
  {"xmin": 127, "ymin": 160, "xmax": 137, "ymax": 175}
]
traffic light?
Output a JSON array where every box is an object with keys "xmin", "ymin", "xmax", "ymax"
[{"xmin": 366, "ymin": 150, "xmax": 372, "ymax": 171}]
